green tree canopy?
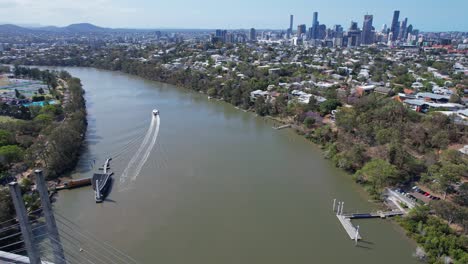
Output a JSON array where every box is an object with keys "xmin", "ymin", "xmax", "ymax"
[
  {"xmin": 0, "ymin": 145, "xmax": 24, "ymax": 166},
  {"xmin": 354, "ymin": 158, "xmax": 398, "ymax": 194}
]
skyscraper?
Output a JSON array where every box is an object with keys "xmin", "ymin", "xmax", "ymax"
[
  {"xmin": 398, "ymin": 18, "xmax": 408, "ymax": 40},
  {"xmin": 215, "ymin": 29, "xmax": 227, "ymax": 43},
  {"xmin": 361, "ymin": 14, "xmax": 374, "ymax": 45},
  {"xmin": 287, "ymin": 14, "xmax": 294, "ymax": 38},
  {"xmin": 290, "ymin": 15, "xmax": 294, "ymax": 31},
  {"xmin": 381, "ymin": 24, "xmax": 387, "ymax": 33},
  {"xmin": 249, "ymin": 28, "xmax": 256, "ymax": 42},
  {"xmin": 311, "ymin": 11, "xmax": 319, "ymax": 39},
  {"xmin": 406, "ymin": 24, "xmax": 413, "ymax": 36},
  {"xmin": 297, "ymin": 24, "xmax": 307, "ymax": 37},
  {"xmin": 318, "ymin": 24, "xmax": 326, "ymax": 39},
  {"xmin": 347, "ymin": 21, "xmax": 361, "ymax": 47},
  {"xmin": 390, "ymin": 10, "xmax": 400, "ymax": 41}
]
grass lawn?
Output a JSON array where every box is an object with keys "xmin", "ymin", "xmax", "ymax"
[{"xmin": 0, "ymin": 116, "xmax": 18, "ymax": 123}]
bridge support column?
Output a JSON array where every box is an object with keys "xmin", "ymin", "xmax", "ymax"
[
  {"xmin": 35, "ymin": 169, "xmax": 66, "ymax": 264},
  {"xmin": 9, "ymin": 182, "xmax": 42, "ymax": 264}
]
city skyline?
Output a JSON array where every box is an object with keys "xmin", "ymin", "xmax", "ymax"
[{"xmin": 0, "ymin": 0, "xmax": 467, "ymax": 32}]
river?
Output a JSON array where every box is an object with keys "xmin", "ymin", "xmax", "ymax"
[{"xmin": 44, "ymin": 67, "xmax": 419, "ymax": 263}]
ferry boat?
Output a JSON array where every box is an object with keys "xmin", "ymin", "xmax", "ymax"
[{"xmin": 92, "ymin": 158, "xmax": 113, "ymax": 203}]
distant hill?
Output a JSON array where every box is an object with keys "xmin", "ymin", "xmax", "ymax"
[
  {"xmin": 0, "ymin": 23, "xmax": 111, "ymax": 34},
  {"xmin": 63, "ymin": 23, "xmax": 109, "ymax": 33},
  {"xmin": 0, "ymin": 24, "xmax": 33, "ymax": 34}
]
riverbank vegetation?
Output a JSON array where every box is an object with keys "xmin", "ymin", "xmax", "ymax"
[
  {"xmin": 0, "ymin": 67, "xmax": 86, "ymax": 251},
  {"xmin": 398, "ymin": 206, "xmax": 468, "ymax": 263},
  {"xmin": 1, "ymin": 67, "xmax": 86, "ymax": 180}
]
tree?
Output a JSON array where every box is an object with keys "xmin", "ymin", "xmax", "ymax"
[
  {"xmin": 453, "ymin": 183, "xmax": 468, "ymax": 206},
  {"xmin": 319, "ymin": 99, "xmax": 341, "ymax": 115},
  {"xmin": 449, "ymin": 94, "xmax": 461, "ymax": 104},
  {"xmin": 0, "ymin": 130, "xmax": 14, "ymax": 147},
  {"xmin": 431, "ymin": 200, "xmax": 462, "ymax": 225},
  {"xmin": 306, "ymin": 96, "xmax": 319, "ymax": 112},
  {"xmin": 354, "ymin": 159, "xmax": 398, "ymax": 194},
  {"xmin": 303, "ymin": 117, "xmax": 315, "ymax": 128},
  {"xmin": 407, "ymin": 205, "xmax": 430, "ymax": 223},
  {"xmin": 424, "ymin": 161, "xmax": 466, "ymax": 199},
  {"xmin": 207, "ymin": 87, "xmax": 217, "ymax": 97},
  {"xmin": 375, "ymin": 128, "xmax": 398, "ymax": 145},
  {"xmin": 0, "ymin": 187, "xmax": 14, "ymax": 223},
  {"xmin": 0, "ymin": 145, "xmax": 24, "ymax": 166},
  {"xmin": 254, "ymin": 96, "xmax": 268, "ymax": 116},
  {"xmin": 34, "ymin": 114, "xmax": 53, "ymax": 124}
]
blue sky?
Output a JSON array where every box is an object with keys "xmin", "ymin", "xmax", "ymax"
[{"xmin": 0, "ymin": 0, "xmax": 466, "ymax": 31}]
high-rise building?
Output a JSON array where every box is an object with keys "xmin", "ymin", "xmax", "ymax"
[
  {"xmin": 249, "ymin": 28, "xmax": 256, "ymax": 42},
  {"xmin": 318, "ymin": 24, "xmax": 326, "ymax": 39},
  {"xmin": 297, "ymin": 24, "xmax": 307, "ymax": 37},
  {"xmin": 214, "ymin": 29, "xmax": 227, "ymax": 43},
  {"xmin": 406, "ymin": 24, "xmax": 413, "ymax": 37},
  {"xmin": 290, "ymin": 15, "xmax": 294, "ymax": 31},
  {"xmin": 311, "ymin": 11, "xmax": 319, "ymax": 39},
  {"xmin": 287, "ymin": 14, "xmax": 294, "ymax": 38},
  {"xmin": 390, "ymin": 10, "xmax": 400, "ymax": 41},
  {"xmin": 347, "ymin": 21, "xmax": 361, "ymax": 47},
  {"xmin": 333, "ymin": 25, "xmax": 343, "ymax": 34},
  {"xmin": 398, "ymin": 18, "xmax": 408, "ymax": 40},
  {"xmin": 361, "ymin": 14, "xmax": 374, "ymax": 45},
  {"xmin": 381, "ymin": 24, "xmax": 387, "ymax": 33}
]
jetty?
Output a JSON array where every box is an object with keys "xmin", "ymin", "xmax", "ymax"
[
  {"xmin": 55, "ymin": 177, "xmax": 91, "ymax": 190},
  {"xmin": 92, "ymin": 158, "xmax": 113, "ymax": 203},
  {"xmin": 333, "ymin": 199, "xmax": 405, "ymax": 242}
]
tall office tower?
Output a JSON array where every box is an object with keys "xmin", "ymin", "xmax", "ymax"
[
  {"xmin": 215, "ymin": 29, "xmax": 227, "ymax": 43},
  {"xmin": 347, "ymin": 21, "xmax": 361, "ymax": 47},
  {"xmin": 290, "ymin": 15, "xmax": 294, "ymax": 32},
  {"xmin": 406, "ymin": 24, "xmax": 413, "ymax": 37},
  {"xmin": 249, "ymin": 28, "xmax": 256, "ymax": 42},
  {"xmin": 297, "ymin": 24, "xmax": 307, "ymax": 37},
  {"xmin": 333, "ymin": 25, "xmax": 344, "ymax": 35},
  {"xmin": 390, "ymin": 10, "xmax": 400, "ymax": 41},
  {"xmin": 398, "ymin": 18, "xmax": 408, "ymax": 40},
  {"xmin": 326, "ymin": 28, "xmax": 334, "ymax": 39},
  {"xmin": 361, "ymin": 14, "xmax": 374, "ymax": 44},
  {"xmin": 287, "ymin": 14, "xmax": 294, "ymax": 38},
  {"xmin": 311, "ymin": 11, "xmax": 319, "ymax": 39},
  {"xmin": 318, "ymin": 24, "xmax": 326, "ymax": 39},
  {"xmin": 381, "ymin": 24, "xmax": 387, "ymax": 33}
]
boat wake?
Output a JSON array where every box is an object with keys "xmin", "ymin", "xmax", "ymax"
[{"xmin": 120, "ymin": 114, "xmax": 160, "ymax": 188}]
